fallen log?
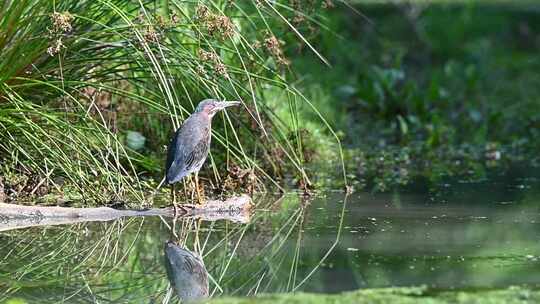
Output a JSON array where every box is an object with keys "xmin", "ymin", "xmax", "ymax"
[{"xmin": 0, "ymin": 194, "xmax": 252, "ymax": 232}]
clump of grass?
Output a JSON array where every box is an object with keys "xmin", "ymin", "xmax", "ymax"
[{"xmin": 0, "ymin": 1, "xmax": 346, "ymax": 204}]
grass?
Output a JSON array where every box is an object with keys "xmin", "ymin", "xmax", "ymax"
[
  {"xmin": 5, "ymin": 1, "xmax": 539, "ymax": 200},
  {"xmin": 0, "ymin": 0, "xmax": 347, "ymax": 205}
]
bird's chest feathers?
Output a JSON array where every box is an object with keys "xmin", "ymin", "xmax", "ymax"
[
  {"xmin": 187, "ymin": 115, "xmax": 212, "ymax": 142},
  {"xmin": 202, "ymin": 123, "xmax": 211, "ymax": 144}
]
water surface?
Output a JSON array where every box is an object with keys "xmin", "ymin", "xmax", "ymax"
[{"xmin": 1, "ymin": 166, "xmax": 540, "ymax": 302}]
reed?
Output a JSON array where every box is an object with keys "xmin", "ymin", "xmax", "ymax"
[{"xmin": 0, "ymin": 0, "xmax": 346, "ymax": 203}]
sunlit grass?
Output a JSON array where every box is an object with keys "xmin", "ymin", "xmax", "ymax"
[{"xmin": 0, "ymin": 0, "xmax": 347, "ymax": 204}]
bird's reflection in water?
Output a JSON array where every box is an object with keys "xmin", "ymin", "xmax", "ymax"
[{"xmin": 164, "ymin": 240, "xmax": 209, "ymax": 302}]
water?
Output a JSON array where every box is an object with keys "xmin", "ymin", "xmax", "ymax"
[{"xmin": 1, "ymin": 166, "xmax": 540, "ymax": 302}]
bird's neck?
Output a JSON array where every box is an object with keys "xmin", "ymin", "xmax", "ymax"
[{"xmin": 201, "ymin": 111, "xmax": 215, "ymax": 121}]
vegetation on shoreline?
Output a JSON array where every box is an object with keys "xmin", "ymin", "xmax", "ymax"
[
  {"xmin": 2, "ymin": 1, "xmax": 540, "ymax": 203},
  {"xmin": 0, "ymin": 1, "xmax": 343, "ymax": 205},
  {"xmin": 293, "ymin": 2, "xmax": 540, "ymax": 191}
]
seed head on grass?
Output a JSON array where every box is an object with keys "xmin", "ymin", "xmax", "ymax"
[
  {"xmin": 214, "ymin": 62, "xmax": 228, "ymax": 78},
  {"xmin": 198, "ymin": 49, "xmax": 218, "ymax": 62},
  {"xmin": 264, "ymin": 36, "xmax": 280, "ymax": 55},
  {"xmin": 211, "ymin": 15, "xmax": 234, "ymax": 38},
  {"xmin": 196, "ymin": 64, "xmax": 208, "ymax": 79},
  {"xmin": 47, "ymin": 38, "xmax": 64, "ymax": 56},
  {"xmin": 51, "ymin": 11, "xmax": 74, "ymax": 33},
  {"xmin": 143, "ymin": 26, "xmax": 161, "ymax": 44},
  {"xmin": 47, "ymin": 11, "xmax": 73, "ymax": 56},
  {"xmin": 196, "ymin": 5, "xmax": 211, "ymax": 21},
  {"xmin": 195, "ymin": 5, "xmax": 235, "ymax": 40},
  {"xmin": 264, "ymin": 35, "xmax": 290, "ymax": 66},
  {"xmin": 198, "ymin": 49, "xmax": 229, "ymax": 78}
]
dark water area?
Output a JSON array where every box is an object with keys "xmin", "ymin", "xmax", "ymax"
[{"xmin": 1, "ymin": 165, "xmax": 540, "ymax": 302}]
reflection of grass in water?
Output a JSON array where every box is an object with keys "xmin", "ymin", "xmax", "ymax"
[
  {"xmin": 0, "ymin": 194, "xmax": 348, "ymax": 302},
  {"xmin": 292, "ymin": 195, "xmax": 348, "ymax": 292},
  {"xmin": 4, "ymin": 190, "xmax": 540, "ymax": 302},
  {"xmin": 192, "ymin": 194, "xmax": 348, "ymax": 297},
  {"xmin": 0, "ymin": 218, "xmax": 161, "ymax": 302},
  {"xmin": 161, "ymin": 195, "xmax": 309, "ymax": 299}
]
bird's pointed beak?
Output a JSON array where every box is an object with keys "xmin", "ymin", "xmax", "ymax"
[{"xmin": 215, "ymin": 101, "xmax": 241, "ymax": 110}]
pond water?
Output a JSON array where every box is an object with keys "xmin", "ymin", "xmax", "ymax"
[{"xmin": 1, "ymin": 165, "xmax": 540, "ymax": 302}]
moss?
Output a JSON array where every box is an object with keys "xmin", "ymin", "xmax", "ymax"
[{"xmin": 208, "ymin": 286, "xmax": 540, "ymax": 304}]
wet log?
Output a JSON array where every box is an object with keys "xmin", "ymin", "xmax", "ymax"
[{"xmin": 0, "ymin": 195, "xmax": 252, "ymax": 232}]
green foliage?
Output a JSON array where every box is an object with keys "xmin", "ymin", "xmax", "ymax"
[
  {"xmin": 0, "ymin": 0, "xmax": 345, "ymax": 202},
  {"xmin": 285, "ymin": 2, "xmax": 540, "ymax": 190},
  {"xmin": 296, "ymin": 3, "xmax": 540, "ymax": 148}
]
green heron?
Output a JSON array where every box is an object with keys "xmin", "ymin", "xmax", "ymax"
[
  {"xmin": 166, "ymin": 99, "xmax": 240, "ymax": 212},
  {"xmin": 164, "ymin": 241, "xmax": 209, "ymax": 302}
]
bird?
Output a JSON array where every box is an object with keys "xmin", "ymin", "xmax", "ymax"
[
  {"xmin": 166, "ymin": 99, "xmax": 240, "ymax": 213},
  {"xmin": 164, "ymin": 241, "xmax": 209, "ymax": 302}
]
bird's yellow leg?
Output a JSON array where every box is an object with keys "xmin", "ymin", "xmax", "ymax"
[
  {"xmin": 182, "ymin": 179, "xmax": 188, "ymax": 200},
  {"xmin": 188, "ymin": 175, "xmax": 195, "ymax": 202},
  {"xmin": 171, "ymin": 214, "xmax": 178, "ymax": 239},
  {"xmin": 172, "ymin": 184, "xmax": 179, "ymax": 217},
  {"xmin": 195, "ymin": 172, "xmax": 204, "ymax": 204}
]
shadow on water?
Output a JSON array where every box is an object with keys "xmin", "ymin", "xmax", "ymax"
[{"xmin": 1, "ymin": 166, "xmax": 540, "ymax": 302}]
